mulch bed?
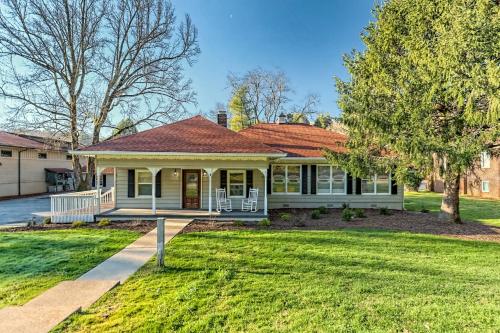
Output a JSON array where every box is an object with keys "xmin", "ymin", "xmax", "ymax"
[
  {"xmin": 0, "ymin": 220, "xmax": 156, "ymax": 234},
  {"xmin": 182, "ymin": 208, "xmax": 500, "ymax": 243}
]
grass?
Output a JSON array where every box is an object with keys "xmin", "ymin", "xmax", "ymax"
[
  {"xmin": 57, "ymin": 230, "xmax": 500, "ymax": 333},
  {"xmin": 405, "ymin": 191, "xmax": 500, "ymax": 226},
  {"xmin": 0, "ymin": 228, "xmax": 141, "ymax": 309}
]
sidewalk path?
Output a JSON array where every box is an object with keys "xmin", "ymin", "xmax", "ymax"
[{"xmin": 0, "ymin": 219, "xmax": 191, "ymax": 333}]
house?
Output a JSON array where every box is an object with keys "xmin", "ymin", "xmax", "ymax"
[
  {"xmin": 0, "ymin": 131, "xmax": 73, "ymax": 198},
  {"xmin": 68, "ymin": 113, "xmax": 402, "ymax": 221},
  {"xmin": 460, "ymin": 149, "xmax": 500, "ymax": 199}
]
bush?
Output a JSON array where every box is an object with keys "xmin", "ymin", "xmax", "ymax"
[
  {"xmin": 98, "ymin": 219, "xmax": 111, "ymax": 227},
  {"xmin": 42, "ymin": 217, "xmax": 52, "ymax": 225},
  {"xmin": 342, "ymin": 208, "xmax": 353, "ymax": 221},
  {"xmin": 71, "ymin": 220, "xmax": 86, "ymax": 228},
  {"xmin": 354, "ymin": 208, "xmax": 366, "ymax": 218},
  {"xmin": 258, "ymin": 218, "xmax": 271, "ymax": 227},
  {"xmin": 279, "ymin": 212, "xmax": 292, "ymax": 222},
  {"xmin": 318, "ymin": 206, "xmax": 328, "ymax": 214},
  {"xmin": 341, "ymin": 202, "xmax": 349, "ymax": 209},
  {"xmin": 311, "ymin": 210, "xmax": 321, "ymax": 219},
  {"xmin": 233, "ymin": 220, "xmax": 245, "ymax": 226},
  {"xmin": 420, "ymin": 205, "xmax": 430, "ymax": 213},
  {"xmin": 379, "ymin": 207, "xmax": 392, "ymax": 215}
]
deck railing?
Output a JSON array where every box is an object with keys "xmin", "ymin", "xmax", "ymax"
[{"xmin": 50, "ymin": 187, "xmax": 115, "ymax": 223}]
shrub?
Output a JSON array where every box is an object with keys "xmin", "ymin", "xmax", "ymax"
[
  {"xmin": 42, "ymin": 217, "xmax": 52, "ymax": 225},
  {"xmin": 233, "ymin": 220, "xmax": 245, "ymax": 226},
  {"xmin": 318, "ymin": 206, "xmax": 328, "ymax": 214},
  {"xmin": 341, "ymin": 202, "xmax": 349, "ymax": 209},
  {"xmin": 342, "ymin": 208, "xmax": 353, "ymax": 221},
  {"xmin": 311, "ymin": 210, "xmax": 321, "ymax": 219},
  {"xmin": 354, "ymin": 208, "xmax": 366, "ymax": 218},
  {"xmin": 98, "ymin": 219, "xmax": 111, "ymax": 227},
  {"xmin": 279, "ymin": 212, "xmax": 292, "ymax": 222},
  {"xmin": 379, "ymin": 207, "xmax": 392, "ymax": 215},
  {"xmin": 258, "ymin": 218, "xmax": 271, "ymax": 227},
  {"xmin": 71, "ymin": 220, "xmax": 86, "ymax": 228},
  {"xmin": 420, "ymin": 205, "xmax": 430, "ymax": 213}
]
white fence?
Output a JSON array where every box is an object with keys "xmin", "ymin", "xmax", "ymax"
[{"xmin": 50, "ymin": 187, "xmax": 114, "ymax": 223}]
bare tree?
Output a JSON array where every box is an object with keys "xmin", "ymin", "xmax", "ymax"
[
  {"xmin": 0, "ymin": 0, "xmax": 199, "ymax": 189},
  {"xmin": 289, "ymin": 94, "xmax": 321, "ymax": 123}
]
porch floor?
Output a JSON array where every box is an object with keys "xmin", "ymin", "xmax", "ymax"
[{"xmin": 96, "ymin": 208, "xmax": 267, "ymax": 220}]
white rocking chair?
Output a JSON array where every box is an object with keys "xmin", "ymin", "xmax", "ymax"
[
  {"xmin": 242, "ymin": 188, "xmax": 258, "ymax": 212},
  {"xmin": 216, "ymin": 188, "xmax": 232, "ymax": 212}
]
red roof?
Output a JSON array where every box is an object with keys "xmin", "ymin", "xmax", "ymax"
[
  {"xmin": 77, "ymin": 116, "xmax": 284, "ymax": 155},
  {"xmin": 239, "ymin": 123, "xmax": 348, "ymax": 157},
  {"xmin": 0, "ymin": 131, "xmax": 45, "ymax": 149}
]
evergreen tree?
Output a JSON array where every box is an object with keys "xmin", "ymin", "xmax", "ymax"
[
  {"xmin": 326, "ymin": 0, "xmax": 499, "ymax": 223},
  {"xmin": 112, "ymin": 118, "xmax": 138, "ymax": 137},
  {"xmin": 229, "ymin": 86, "xmax": 252, "ymax": 131},
  {"xmin": 314, "ymin": 113, "xmax": 334, "ymax": 129}
]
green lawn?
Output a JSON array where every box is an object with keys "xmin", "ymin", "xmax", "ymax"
[
  {"xmin": 57, "ymin": 230, "xmax": 500, "ymax": 333},
  {"xmin": 405, "ymin": 191, "xmax": 500, "ymax": 226},
  {"xmin": 0, "ymin": 229, "xmax": 141, "ymax": 309}
]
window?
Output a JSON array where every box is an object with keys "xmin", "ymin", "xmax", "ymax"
[
  {"xmin": 38, "ymin": 152, "xmax": 47, "ymax": 159},
  {"xmin": 482, "ymin": 180, "xmax": 490, "ymax": 193},
  {"xmin": 1, "ymin": 150, "xmax": 12, "ymax": 157},
  {"xmin": 361, "ymin": 174, "xmax": 391, "ymax": 194},
  {"xmin": 272, "ymin": 165, "xmax": 301, "ymax": 194},
  {"xmin": 317, "ymin": 165, "xmax": 346, "ymax": 194},
  {"xmin": 66, "ymin": 154, "xmax": 72, "ymax": 160},
  {"xmin": 228, "ymin": 170, "xmax": 245, "ymax": 198},
  {"xmin": 136, "ymin": 170, "xmax": 152, "ymax": 197},
  {"xmin": 480, "ymin": 152, "xmax": 491, "ymax": 169}
]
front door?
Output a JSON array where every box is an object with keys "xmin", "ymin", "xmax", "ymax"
[{"xmin": 182, "ymin": 170, "xmax": 201, "ymax": 209}]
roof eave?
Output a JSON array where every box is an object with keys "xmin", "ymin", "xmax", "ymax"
[{"xmin": 70, "ymin": 150, "xmax": 287, "ymax": 158}]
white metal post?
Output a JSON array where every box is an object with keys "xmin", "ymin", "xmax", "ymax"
[
  {"xmin": 263, "ymin": 169, "xmax": 268, "ymax": 216},
  {"xmin": 208, "ymin": 170, "xmax": 212, "ymax": 214}
]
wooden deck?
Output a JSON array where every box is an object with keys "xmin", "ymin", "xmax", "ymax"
[{"xmin": 95, "ymin": 208, "xmax": 267, "ymax": 221}]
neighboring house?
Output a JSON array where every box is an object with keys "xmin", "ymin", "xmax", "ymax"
[
  {"xmin": 460, "ymin": 149, "xmax": 500, "ymax": 199},
  {"xmin": 0, "ymin": 131, "xmax": 73, "ymax": 198},
  {"xmin": 82, "ymin": 165, "xmax": 115, "ymax": 190},
  {"xmin": 71, "ymin": 113, "xmax": 402, "ymax": 218}
]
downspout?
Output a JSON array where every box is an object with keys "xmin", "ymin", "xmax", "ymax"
[{"xmin": 18, "ymin": 148, "xmax": 28, "ymax": 196}]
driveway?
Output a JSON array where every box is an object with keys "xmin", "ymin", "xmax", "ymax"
[{"xmin": 0, "ymin": 195, "xmax": 51, "ymax": 225}]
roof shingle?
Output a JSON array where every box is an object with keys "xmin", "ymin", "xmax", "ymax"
[{"xmin": 0, "ymin": 131, "xmax": 45, "ymax": 149}]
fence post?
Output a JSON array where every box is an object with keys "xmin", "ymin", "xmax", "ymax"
[{"xmin": 157, "ymin": 218, "xmax": 165, "ymax": 267}]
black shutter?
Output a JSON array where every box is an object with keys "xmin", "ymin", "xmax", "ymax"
[
  {"xmin": 346, "ymin": 173, "xmax": 353, "ymax": 194},
  {"xmin": 246, "ymin": 170, "xmax": 253, "ymax": 197},
  {"xmin": 391, "ymin": 173, "xmax": 398, "ymax": 195},
  {"xmin": 220, "ymin": 170, "xmax": 227, "ymax": 190},
  {"xmin": 355, "ymin": 178, "xmax": 362, "ymax": 195},
  {"xmin": 127, "ymin": 169, "xmax": 135, "ymax": 198},
  {"xmin": 267, "ymin": 166, "xmax": 272, "ymax": 194},
  {"xmin": 310, "ymin": 165, "xmax": 317, "ymax": 195},
  {"xmin": 92, "ymin": 174, "xmax": 95, "ymax": 187},
  {"xmin": 155, "ymin": 170, "xmax": 161, "ymax": 198},
  {"xmin": 102, "ymin": 174, "xmax": 107, "ymax": 187},
  {"xmin": 301, "ymin": 165, "xmax": 308, "ymax": 194}
]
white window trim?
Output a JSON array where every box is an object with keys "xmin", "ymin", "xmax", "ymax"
[
  {"xmin": 316, "ymin": 165, "xmax": 347, "ymax": 195},
  {"xmin": 271, "ymin": 164, "xmax": 302, "ymax": 195},
  {"xmin": 135, "ymin": 169, "xmax": 153, "ymax": 198},
  {"xmin": 361, "ymin": 174, "xmax": 392, "ymax": 195},
  {"xmin": 227, "ymin": 170, "xmax": 246, "ymax": 198},
  {"xmin": 480, "ymin": 151, "xmax": 491, "ymax": 169},
  {"xmin": 481, "ymin": 180, "xmax": 490, "ymax": 193}
]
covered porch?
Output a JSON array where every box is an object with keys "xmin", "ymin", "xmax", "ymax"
[{"xmin": 95, "ymin": 207, "xmax": 267, "ymax": 220}]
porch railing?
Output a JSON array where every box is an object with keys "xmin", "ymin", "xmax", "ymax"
[{"xmin": 50, "ymin": 187, "xmax": 115, "ymax": 223}]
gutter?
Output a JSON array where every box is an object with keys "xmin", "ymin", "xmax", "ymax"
[{"xmin": 69, "ymin": 150, "xmax": 287, "ymax": 158}]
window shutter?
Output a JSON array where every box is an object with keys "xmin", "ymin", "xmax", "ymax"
[
  {"xmin": 310, "ymin": 165, "xmax": 317, "ymax": 195},
  {"xmin": 267, "ymin": 166, "xmax": 272, "ymax": 194},
  {"xmin": 301, "ymin": 165, "xmax": 308, "ymax": 194},
  {"xmin": 246, "ymin": 170, "xmax": 253, "ymax": 197},
  {"xmin": 346, "ymin": 173, "xmax": 353, "ymax": 194},
  {"xmin": 355, "ymin": 178, "xmax": 362, "ymax": 195},
  {"xmin": 102, "ymin": 174, "xmax": 107, "ymax": 187},
  {"xmin": 155, "ymin": 170, "xmax": 162, "ymax": 198},
  {"xmin": 92, "ymin": 174, "xmax": 95, "ymax": 187},
  {"xmin": 220, "ymin": 170, "xmax": 227, "ymax": 190},
  {"xmin": 391, "ymin": 173, "xmax": 398, "ymax": 195},
  {"xmin": 127, "ymin": 169, "xmax": 135, "ymax": 198}
]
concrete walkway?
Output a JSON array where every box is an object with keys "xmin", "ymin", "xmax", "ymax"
[{"xmin": 0, "ymin": 219, "xmax": 191, "ymax": 333}]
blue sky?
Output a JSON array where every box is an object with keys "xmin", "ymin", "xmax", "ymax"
[{"xmin": 174, "ymin": 0, "xmax": 376, "ymax": 118}]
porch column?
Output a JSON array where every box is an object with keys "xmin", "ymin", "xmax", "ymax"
[
  {"xmin": 96, "ymin": 166, "xmax": 104, "ymax": 214},
  {"xmin": 259, "ymin": 168, "xmax": 268, "ymax": 216},
  {"xmin": 204, "ymin": 168, "xmax": 215, "ymax": 215},
  {"xmin": 148, "ymin": 167, "xmax": 161, "ymax": 215}
]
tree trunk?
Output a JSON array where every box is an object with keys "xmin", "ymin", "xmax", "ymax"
[{"xmin": 440, "ymin": 173, "xmax": 461, "ymax": 223}]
